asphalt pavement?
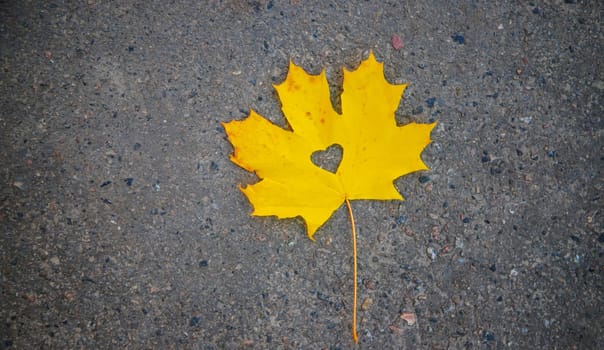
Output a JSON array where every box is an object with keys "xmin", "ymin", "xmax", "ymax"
[{"xmin": 1, "ymin": 1, "xmax": 602, "ymax": 348}]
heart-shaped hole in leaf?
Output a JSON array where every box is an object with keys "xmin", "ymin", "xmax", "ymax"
[{"xmin": 311, "ymin": 144, "xmax": 343, "ymax": 174}]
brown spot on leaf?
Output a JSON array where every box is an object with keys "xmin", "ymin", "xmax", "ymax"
[{"xmin": 286, "ymin": 78, "xmax": 301, "ymax": 92}]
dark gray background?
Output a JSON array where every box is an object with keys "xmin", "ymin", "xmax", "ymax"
[{"xmin": 1, "ymin": 1, "xmax": 602, "ymax": 349}]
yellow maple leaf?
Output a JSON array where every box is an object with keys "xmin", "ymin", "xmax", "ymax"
[
  {"xmin": 224, "ymin": 52, "xmax": 435, "ymax": 238},
  {"xmin": 223, "ymin": 51, "xmax": 435, "ymax": 343}
]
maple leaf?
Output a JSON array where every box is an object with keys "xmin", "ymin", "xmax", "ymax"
[
  {"xmin": 224, "ymin": 52, "xmax": 435, "ymax": 238},
  {"xmin": 223, "ymin": 51, "xmax": 435, "ymax": 343}
]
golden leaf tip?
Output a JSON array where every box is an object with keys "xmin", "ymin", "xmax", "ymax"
[{"xmin": 367, "ymin": 49, "xmax": 376, "ymax": 61}]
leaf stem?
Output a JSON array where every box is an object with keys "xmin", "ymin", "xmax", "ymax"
[{"xmin": 345, "ymin": 198, "xmax": 358, "ymax": 343}]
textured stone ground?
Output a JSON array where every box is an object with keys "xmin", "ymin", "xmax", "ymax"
[{"xmin": 1, "ymin": 1, "xmax": 602, "ymax": 349}]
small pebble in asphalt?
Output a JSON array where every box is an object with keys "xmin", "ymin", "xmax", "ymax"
[
  {"xmin": 425, "ymin": 97, "xmax": 436, "ymax": 108},
  {"xmin": 400, "ymin": 312, "xmax": 417, "ymax": 326},
  {"xmin": 190, "ymin": 316, "xmax": 202, "ymax": 327},
  {"xmin": 391, "ymin": 34, "xmax": 403, "ymax": 50},
  {"xmin": 451, "ymin": 33, "xmax": 465, "ymax": 44},
  {"xmin": 483, "ymin": 330, "xmax": 495, "ymax": 342},
  {"xmin": 361, "ymin": 297, "xmax": 373, "ymax": 311}
]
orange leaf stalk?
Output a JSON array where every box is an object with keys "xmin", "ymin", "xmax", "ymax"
[{"xmin": 345, "ymin": 198, "xmax": 358, "ymax": 343}]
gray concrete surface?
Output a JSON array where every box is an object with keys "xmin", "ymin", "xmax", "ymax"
[{"xmin": 1, "ymin": 1, "xmax": 602, "ymax": 349}]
